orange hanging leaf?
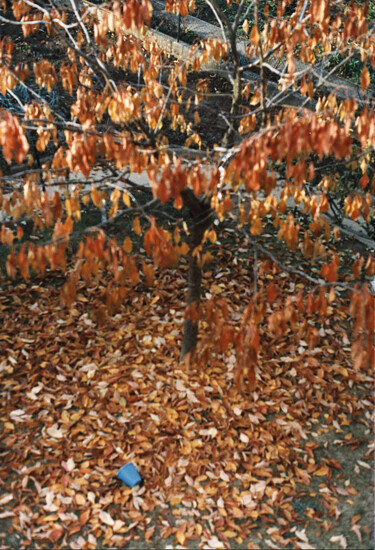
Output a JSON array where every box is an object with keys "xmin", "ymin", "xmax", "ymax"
[
  {"xmin": 321, "ymin": 260, "xmax": 338, "ymax": 282},
  {"xmin": 179, "ymin": 241, "xmax": 190, "ymax": 256},
  {"xmin": 130, "ymin": 264, "xmax": 139, "ymax": 286},
  {"xmin": 360, "ymin": 65, "xmax": 370, "ymax": 92},
  {"xmin": 143, "ymin": 262, "xmax": 154, "ymax": 285},
  {"xmin": 174, "ymin": 226, "xmax": 180, "ymax": 244},
  {"xmin": 208, "ymin": 230, "xmax": 217, "ymax": 244},
  {"xmin": 359, "ymin": 173, "xmax": 369, "ymax": 190},
  {"xmin": 202, "ymin": 251, "xmax": 213, "ymax": 265},
  {"xmin": 1, "ymin": 225, "xmax": 15, "ymax": 246},
  {"xmin": 250, "ymin": 25, "xmax": 260, "ymax": 47},
  {"xmin": 133, "ymin": 217, "xmax": 141, "ymax": 235},
  {"xmin": 0, "ymin": 111, "xmax": 29, "ymax": 164},
  {"xmin": 17, "ymin": 247, "xmax": 29, "ymax": 279},
  {"xmin": 365, "ymin": 254, "xmax": 375, "ymax": 277},
  {"xmin": 91, "ymin": 186, "xmax": 102, "ymax": 208},
  {"xmin": 267, "ymin": 281, "xmax": 278, "ymax": 304},
  {"xmin": 220, "ymin": 324, "xmax": 234, "ymax": 352},
  {"xmin": 17, "ymin": 225, "xmax": 24, "ymax": 240},
  {"xmin": 250, "ymin": 217, "xmax": 262, "ymax": 235},
  {"xmin": 123, "ymin": 191, "xmax": 131, "ymax": 207},
  {"xmin": 247, "ymin": 362, "xmax": 256, "ymax": 391},
  {"xmin": 123, "ymin": 236, "xmax": 132, "ymax": 253},
  {"xmin": 6, "ymin": 249, "xmax": 17, "ymax": 279}
]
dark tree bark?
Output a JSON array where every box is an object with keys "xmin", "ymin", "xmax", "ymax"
[{"xmin": 180, "ymin": 189, "xmax": 213, "ymax": 361}]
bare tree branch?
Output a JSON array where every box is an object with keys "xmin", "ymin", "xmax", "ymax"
[{"xmin": 241, "ymin": 227, "xmax": 367, "ymax": 295}]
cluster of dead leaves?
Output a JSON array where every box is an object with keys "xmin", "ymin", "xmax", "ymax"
[{"xmin": 0, "ymin": 246, "xmax": 373, "ymax": 549}]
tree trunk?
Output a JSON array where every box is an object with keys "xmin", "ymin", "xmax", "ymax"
[
  {"xmin": 180, "ymin": 250, "xmax": 201, "ymax": 361},
  {"xmin": 180, "ymin": 189, "xmax": 213, "ymax": 362}
]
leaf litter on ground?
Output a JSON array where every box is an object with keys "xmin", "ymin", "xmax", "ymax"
[{"xmin": 0, "ymin": 245, "xmax": 373, "ymax": 549}]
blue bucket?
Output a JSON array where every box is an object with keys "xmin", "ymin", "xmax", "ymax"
[{"xmin": 117, "ymin": 462, "xmax": 142, "ymax": 487}]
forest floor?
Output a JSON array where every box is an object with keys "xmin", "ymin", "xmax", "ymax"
[{"xmin": 0, "ymin": 225, "xmax": 374, "ymax": 549}]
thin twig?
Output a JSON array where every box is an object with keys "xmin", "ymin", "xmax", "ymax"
[
  {"xmin": 242, "ymin": 227, "xmax": 367, "ymax": 295},
  {"xmin": 253, "ymin": 248, "xmax": 257, "ymax": 294}
]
